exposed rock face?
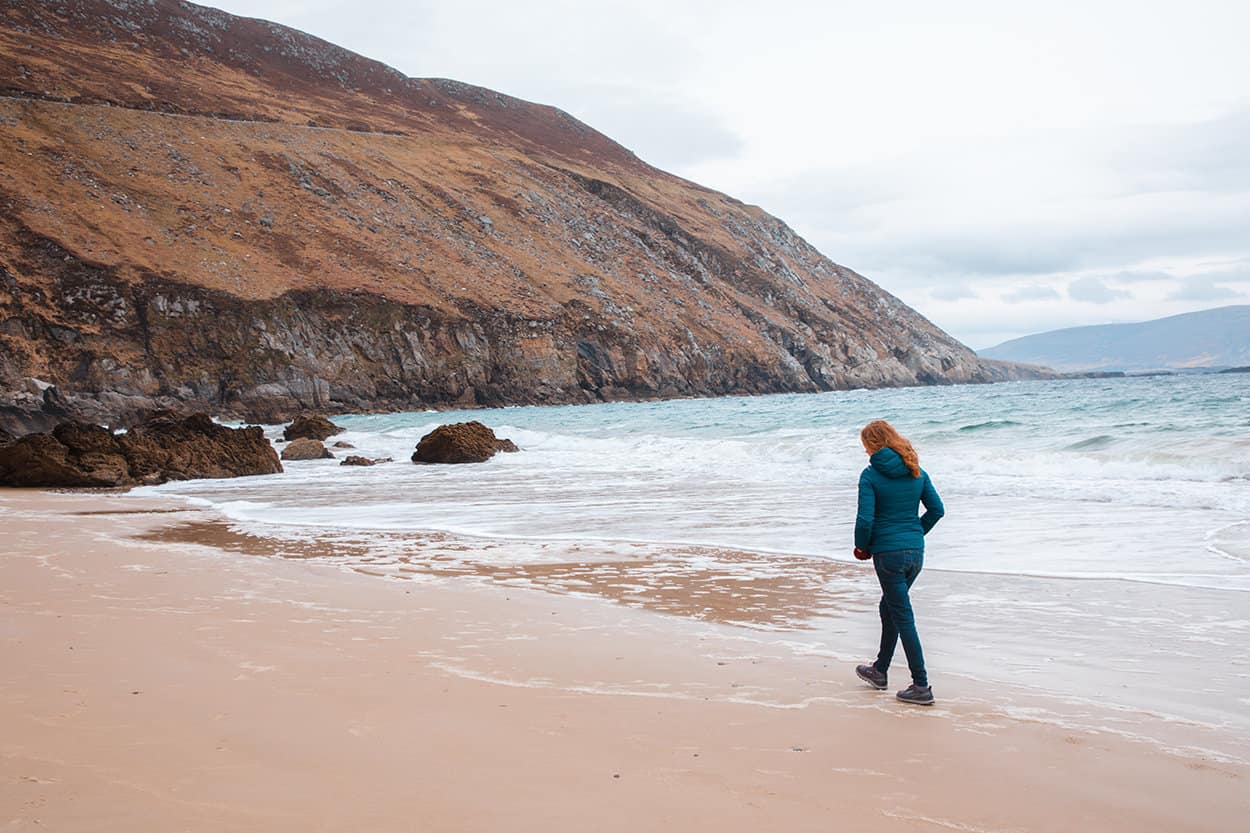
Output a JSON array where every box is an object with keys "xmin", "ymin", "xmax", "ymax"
[
  {"xmin": 412, "ymin": 422, "xmax": 516, "ymax": 464},
  {"xmin": 280, "ymin": 437, "xmax": 334, "ymax": 461},
  {"xmin": 0, "ymin": 412, "xmax": 283, "ymax": 487},
  {"xmin": 283, "ymin": 415, "xmax": 344, "ymax": 442},
  {"xmin": 0, "ymin": 383, "xmax": 80, "ymax": 436},
  {"xmin": 0, "ymin": 1, "xmax": 1050, "ymax": 434}
]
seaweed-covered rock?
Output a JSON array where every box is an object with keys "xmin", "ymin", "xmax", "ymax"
[
  {"xmin": 340, "ymin": 455, "xmax": 393, "ymax": 466},
  {"xmin": 283, "ymin": 414, "xmax": 343, "ymax": 442},
  {"xmin": 0, "ymin": 412, "xmax": 282, "ymax": 487},
  {"xmin": 281, "ymin": 438, "xmax": 335, "ymax": 460},
  {"xmin": 411, "ymin": 421, "xmax": 517, "ymax": 464}
]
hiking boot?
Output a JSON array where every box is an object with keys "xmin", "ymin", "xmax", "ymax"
[
  {"xmin": 855, "ymin": 664, "xmax": 887, "ymax": 690},
  {"xmin": 896, "ymin": 684, "xmax": 934, "ymax": 706}
]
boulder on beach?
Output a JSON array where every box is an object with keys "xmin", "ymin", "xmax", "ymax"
[
  {"xmin": 411, "ymin": 421, "xmax": 518, "ymax": 464},
  {"xmin": 0, "ymin": 412, "xmax": 283, "ymax": 487},
  {"xmin": 281, "ymin": 438, "xmax": 335, "ymax": 461},
  {"xmin": 282, "ymin": 414, "xmax": 343, "ymax": 442},
  {"xmin": 333, "ymin": 441, "xmax": 355, "ymax": 449}
]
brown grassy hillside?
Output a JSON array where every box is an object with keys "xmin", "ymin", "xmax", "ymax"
[{"xmin": 0, "ymin": 0, "xmax": 1041, "ymax": 430}]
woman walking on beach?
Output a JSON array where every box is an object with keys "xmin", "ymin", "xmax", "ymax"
[{"xmin": 853, "ymin": 420, "xmax": 944, "ymax": 705}]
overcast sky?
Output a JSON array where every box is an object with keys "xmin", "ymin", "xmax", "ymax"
[{"xmin": 210, "ymin": 0, "xmax": 1250, "ymax": 348}]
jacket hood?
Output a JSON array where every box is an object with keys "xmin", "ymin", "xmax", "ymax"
[{"xmin": 870, "ymin": 447, "xmax": 913, "ymax": 479}]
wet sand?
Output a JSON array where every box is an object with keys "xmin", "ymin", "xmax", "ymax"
[{"xmin": 2, "ymin": 490, "xmax": 1246, "ymax": 832}]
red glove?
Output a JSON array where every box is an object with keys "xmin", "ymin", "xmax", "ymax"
[{"xmin": 853, "ymin": 547, "xmax": 872, "ymax": 561}]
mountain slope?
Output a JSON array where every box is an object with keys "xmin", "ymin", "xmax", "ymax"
[
  {"xmin": 978, "ymin": 306, "xmax": 1250, "ymax": 372},
  {"xmin": 0, "ymin": 0, "xmax": 1039, "ymax": 431}
]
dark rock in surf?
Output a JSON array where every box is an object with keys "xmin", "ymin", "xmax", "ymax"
[
  {"xmin": 340, "ymin": 454, "xmax": 391, "ymax": 466},
  {"xmin": 411, "ymin": 421, "xmax": 516, "ymax": 464},
  {"xmin": 280, "ymin": 437, "xmax": 335, "ymax": 460},
  {"xmin": 282, "ymin": 414, "xmax": 343, "ymax": 442}
]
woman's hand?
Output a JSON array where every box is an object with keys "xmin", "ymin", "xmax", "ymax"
[{"xmin": 853, "ymin": 547, "xmax": 872, "ymax": 561}]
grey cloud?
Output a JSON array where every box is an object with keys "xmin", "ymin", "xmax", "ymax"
[
  {"xmin": 930, "ymin": 284, "xmax": 977, "ymax": 301},
  {"xmin": 879, "ymin": 209, "xmax": 1248, "ymax": 284},
  {"xmin": 743, "ymin": 107, "xmax": 1250, "ymax": 297},
  {"xmin": 743, "ymin": 169, "xmax": 907, "ymax": 219},
  {"xmin": 1109, "ymin": 269, "xmax": 1179, "ymax": 283},
  {"xmin": 1068, "ymin": 277, "xmax": 1131, "ymax": 304},
  {"xmin": 897, "ymin": 245, "xmax": 1076, "ymax": 281},
  {"xmin": 774, "ymin": 216, "xmax": 1082, "ymax": 289},
  {"xmin": 554, "ymin": 87, "xmax": 745, "ymax": 169},
  {"xmin": 1003, "ymin": 285, "xmax": 1061, "ymax": 303},
  {"xmin": 213, "ymin": 1, "xmax": 441, "ymax": 70},
  {"xmin": 1167, "ymin": 276, "xmax": 1246, "ymax": 302},
  {"xmin": 1110, "ymin": 108, "xmax": 1250, "ymax": 196}
]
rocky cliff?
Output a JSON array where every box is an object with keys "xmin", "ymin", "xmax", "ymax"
[{"xmin": 0, "ymin": 0, "xmax": 1041, "ymax": 432}]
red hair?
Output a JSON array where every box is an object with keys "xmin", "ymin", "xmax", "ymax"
[{"xmin": 860, "ymin": 420, "xmax": 921, "ymax": 478}]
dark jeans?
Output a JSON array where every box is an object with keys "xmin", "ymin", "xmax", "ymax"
[{"xmin": 872, "ymin": 549, "xmax": 927, "ymax": 687}]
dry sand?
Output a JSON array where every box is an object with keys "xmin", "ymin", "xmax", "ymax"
[{"xmin": 2, "ymin": 489, "xmax": 1245, "ymax": 832}]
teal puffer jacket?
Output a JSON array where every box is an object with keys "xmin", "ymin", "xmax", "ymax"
[{"xmin": 854, "ymin": 447, "xmax": 944, "ymax": 554}]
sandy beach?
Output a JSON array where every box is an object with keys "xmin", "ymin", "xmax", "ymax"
[{"xmin": 2, "ymin": 489, "xmax": 1246, "ymax": 832}]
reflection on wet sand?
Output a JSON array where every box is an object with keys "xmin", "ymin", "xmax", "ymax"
[
  {"xmin": 72, "ymin": 508, "xmax": 199, "ymax": 515},
  {"xmin": 140, "ymin": 520, "xmax": 869, "ymax": 629},
  {"xmin": 478, "ymin": 556, "xmax": 864, "ymax": 629}
]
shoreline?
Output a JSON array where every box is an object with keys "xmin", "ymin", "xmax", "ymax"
[
  {"xmin": 123, "ymin": 486, "xmax": 1250, "ymax": 763},
  {"xmin": 14, "ymin": 369, "xmax": 1249, "ymax": 439},
  {"xmin": 4, "ymin": 371, "xmax": 1072, "ymax": 437},
  {"xmin": 2, "ymin": 489, "xmax": 1247, "ymax": 831}
]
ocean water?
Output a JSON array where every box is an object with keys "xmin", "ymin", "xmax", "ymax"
[
  {"xmin": 140, "ymin": 374, "xmax": 1250, "ymax": 587},
  {"xmin": 134, "ymin": 373, "xmax": 1250, "ymax": 753}
]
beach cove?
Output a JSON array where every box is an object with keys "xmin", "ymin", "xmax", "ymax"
[{"xmin": 4, "ymin": 373, "xmax": 1250, "ymax": 829}]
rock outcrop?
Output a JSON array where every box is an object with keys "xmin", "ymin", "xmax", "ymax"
[
  {"xmin": 0, "ymin": 412, "xmax": 283, "ymax": 487},
  {"xmin": 283, "ymin": 415, "xmax": 344, "ymax": 442},
  {"xmin": 0, "ymin": 422, "xmax": 130, "ymax": 487},
  {"xmin": 0, "ymin": 1, "xmax": 1050, "ymax": 434},
  {"xmin": 412, "ymin": 422, "xmax": 516, "ymax": 464},
  {"xmin": 280, "ymin": 438, "xmax": 334, "ymax": 460}
]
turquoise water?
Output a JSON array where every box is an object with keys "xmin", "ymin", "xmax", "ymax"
[{"xmin": 136, "ymin": 374, "xmax": 1250, "ymax": 751}]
